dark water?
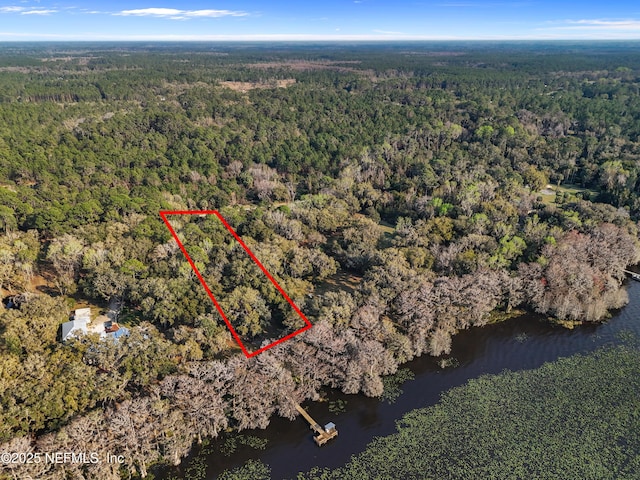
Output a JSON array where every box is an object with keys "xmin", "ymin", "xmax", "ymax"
[{"xmin": 158, "ymin": 278, "xmax": 640, "ymax": 480}]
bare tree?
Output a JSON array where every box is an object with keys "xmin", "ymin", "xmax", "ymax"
[
  {"xmin": 160, "ymin": 374, "xmax": 228, "ymax": 444},
  {"xmin": 46, "ymin": 234, "xmax": 84, "ymax": 295}
]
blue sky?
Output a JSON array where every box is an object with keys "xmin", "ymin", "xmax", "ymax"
[{"xmin": 0, "ymin": 1, "xmax": 639, "ymax": 41}]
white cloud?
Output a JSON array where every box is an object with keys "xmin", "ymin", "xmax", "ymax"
[
  {"xmin": 117, "ymin": 8, "xmax": 181, "ymax": 16},
  {"xmin": 0, "ymin": 6, "xmax": 26, "ymax": 13},
  {"xmin": 0, "ymin": 32, "xmax": 481, "ymax": 41},
  {"xmin": 0, "ymin": 6, "xmax": 57, "ymax": 15},
  {"xmin": 79, "ymin": 8, "xmax": 108, "ymax": 14},
  {"xmin": 116, "ymin": 8, "xmax": 247, "ymax": 19},
  {"xmin": 564, "ymin": 19, "xmax": 640, "ymax": 30},
  {"xmin": 537, "ymin": 19, "xmax": 640, "ymax": 35},
  {"xmin": 187, "ymin": 9, "xmax": 246, "ymax": 18},
  {"xmin": 21, "ymin": 9, "xmax": 57, "ymax": 15}
]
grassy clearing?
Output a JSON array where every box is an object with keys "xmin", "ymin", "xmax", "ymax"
[
  {"xmin": 557, "ymin": 183, "xmax": 600, "ymax": 198},
  {"xmin": 313, "ymin": 270, "xmax": 362, "ymax": 296},
  {"xmin": 378, "ymin": 219, "xmax": 395, "ymax": 235},
  {"xmin": 539, "ymin": 184, "xmax": 600, "ymax": 205}
]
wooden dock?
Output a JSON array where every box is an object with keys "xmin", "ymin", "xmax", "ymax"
[
  {"xmin": 623, "ymin": 270, "xmax": 640, "ymax": 281},
  {"xmin": 293, "ymin": 401, "xmax": 338, "ymax": 446}
]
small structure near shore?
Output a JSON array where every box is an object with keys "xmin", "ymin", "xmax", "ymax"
[
  {"xmin": 623, "ymin": 270, "xmax": 640, "ymax": 282},
  {"xmin": 292, "ymin": 400, "xmax": 338, "ymax": 446}
]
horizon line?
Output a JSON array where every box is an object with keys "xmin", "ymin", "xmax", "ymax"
[
  {"xmin": 2, "ymin": 34, "xmax": 640, "ymax": 42},
  {"xmin": 2, "ymin": 38, "xmax": 640, "ymax": 43}
]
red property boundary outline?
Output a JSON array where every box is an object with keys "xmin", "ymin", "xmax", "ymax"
[{"xmin": 159, "ymin": 210, "xmax": 312, "ymax": 357}]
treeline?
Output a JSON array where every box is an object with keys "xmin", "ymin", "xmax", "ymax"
[{"xmin": 1, "ymin": 44, "xmax": 640, "ymax": 479}]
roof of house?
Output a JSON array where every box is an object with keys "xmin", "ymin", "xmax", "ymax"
[
  {"xmin": 74, "ymin": 308, "xmax": 91, "ymax": 322},
  {"xmin": 61, "ymin": 309, "xmax": 130, "ymax": 343},
  {"xmin": 61, "ymin": 319, "xmax": 89, "ymax": 341},
  {"xmin": 109, "ymin": 327, "xmax": 130, "ymax": 340}
]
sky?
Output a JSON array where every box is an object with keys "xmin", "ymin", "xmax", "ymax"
[{"xmin": 0, "ymin": 0, "xmax": 639, "ymax": 41}]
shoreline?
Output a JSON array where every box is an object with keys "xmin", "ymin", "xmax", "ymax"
[{"xmin": 153, "ymin": 278, "xmax": 639, "ymax": 478}]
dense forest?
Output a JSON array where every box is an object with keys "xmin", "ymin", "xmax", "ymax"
[{"xmin": 1, "ymin": 42, "xmax": 640, "ymax": 480}]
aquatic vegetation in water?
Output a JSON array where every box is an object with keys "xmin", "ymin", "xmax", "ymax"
[
  {"xmin": 328, "ymin": 398, "xmax": 347, "ymax": 413},
  {"xmin": 380, "ymin": 368, "xmax": 416, "ymax": 404},
  {"xmin": 298, "ymin": 343, "xmax": 640, "ymax": 479},
  {"xmin": 438, "ymin": 356, "xmax": 460, "ymax": 369},
  {"xmin": 183, "ymin": 456, "xmax": 208, "ymax": 480},
  {"xmin": 616, "ymin": 329, "xmax": 639, "ymax": 347},
  {"xmin": 515, "ymin": 332, "xmax": 529, "ymax": 343},
  {"xmin": 218, "ymin": 459, "xmax": 271, "ymax": 480},
  {"xmin": 221, "ymin": 435, "xmax": 268, "ymax": 456}
]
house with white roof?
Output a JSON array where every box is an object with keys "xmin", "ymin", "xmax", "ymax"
[
  {"xmin": 60, "ymin": 308, "xmax": 91, "ymax": 342},
  {"xmin": 60, "ymin": 308, "xmax": 129, "ymax": 342}
]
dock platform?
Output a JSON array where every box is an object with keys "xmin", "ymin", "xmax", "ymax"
[{"xmin": 293, "ymin": 401, "xmax": 338, "ymax": 446}]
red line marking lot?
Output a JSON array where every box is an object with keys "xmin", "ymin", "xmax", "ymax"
[{"xmin": 159, "ymin": 210, "xmax": 312, "ymax": 357}]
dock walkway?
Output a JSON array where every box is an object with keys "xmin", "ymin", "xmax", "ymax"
[{"xmin": 293, "ymin": 401, "xmax": 338, "ymax": 446}]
